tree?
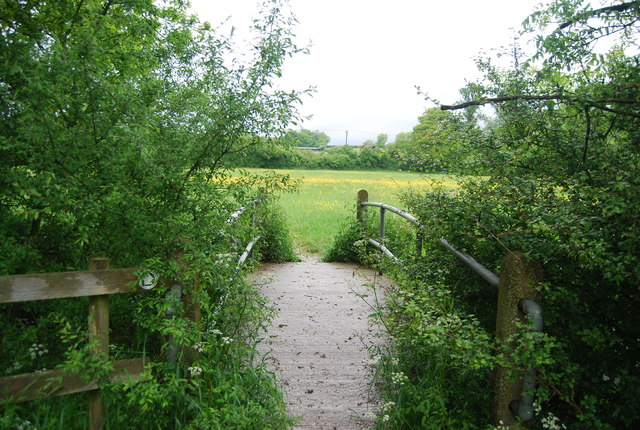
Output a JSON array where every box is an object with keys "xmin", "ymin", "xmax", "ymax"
[
  {"xmin": 283, "ymin": 128, "xmax": 330, "ymax": 148},
  {"xmin": 386, "ymin": 132, "xmax": 413, "ymax": 170},
  {"xmin": 0, "ymin": 1, "xmax": 304, "ymax": 427},
  {"xmin": 390, "ymin": 108, "xmax": 479, "ymax": 172},
  {"xmin": 0, "ymin": 0, "xmax": 303, "ymax": 272},
  {"xmin": 412, "ymin": 1, "xmax": 640, "ymax": 427}
]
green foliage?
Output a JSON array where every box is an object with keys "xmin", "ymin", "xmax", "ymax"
[
  {"xmin": 323, "ymin": 217, "xmax": 367, "ymax": 262},
  {"xmin": 255, "ymin": 197, "xmax": 299, "ymax": 263},
  {"xmin": 328, "ymin": 207, "xmax": 497, "ymax": 428},
  {"xmin": 0, "ymin": 0, "xmax": 304, "ymax": 274},
  {"xmin": 229, "ymin": 139, "xmax": 401, "ymax": 171},
  {"xmin": 1, "ymin": 0, "xmax": 303, "ymax": 427},
  {"xmin": 283, "ymin": 128, "xmax": 330, "ymax": 148},
  {"xmin": 456, "ymin": 5, "xmax": 640, "ymax": 425},
  {"xmin": 331, "ymin": 2, "xmax": 640, "ymax": 426},
  {"xmin": 1, "ymin": 230, "xmax": 293, "ymax": 428},
  {"xmin": 388, "ymin": 108, "xmax": 482, "ymax": 173}
]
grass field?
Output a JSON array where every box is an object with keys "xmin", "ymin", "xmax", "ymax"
[{"xmin": 245, "ymin": 169, "xmax": 458, "ymax": 255}]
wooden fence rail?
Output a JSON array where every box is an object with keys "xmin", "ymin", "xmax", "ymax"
[
  {"xmin": 356, "ymin": 189, "xmax": 543, "ymax": 428},
  {"xmin": 0, "ymin": 258, "xmax": 148, "ymax": 430},
  {"xmin": 1, "ymin": 198, "xmax": 266, "ymax": 429}
]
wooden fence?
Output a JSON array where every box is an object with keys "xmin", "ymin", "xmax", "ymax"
[
  {"xmin": 356, "ymin": 189, "xmax": 543, "ymax": 428},
  {"xmin": 0, "ymin": 198, "xmax": 264, "ymax": 429},
  {"xmin": 0, "ymin": 258, "xmax": 147, "ymax": 430}
]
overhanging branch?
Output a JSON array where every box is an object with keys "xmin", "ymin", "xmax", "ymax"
[
  {"xmin": 559, "ymin": 1, "xmax": 640, "ymax": 30},
  {"xmin": 440, "ymin": 94, "xmax": 640, "ymax": 118}
]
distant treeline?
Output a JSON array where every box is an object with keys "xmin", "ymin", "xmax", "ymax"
[
  {"xmin": 227, "ymin": 111, "xmax": 480, "ymax": 172},
  {"xmin": 227, "ymin": 142, "xmax": 399, "ymax": 170}
]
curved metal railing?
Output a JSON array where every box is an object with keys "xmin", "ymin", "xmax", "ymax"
[{"xmin": 355, "ymin": 189, "xmax": 543, "ymax": 424}]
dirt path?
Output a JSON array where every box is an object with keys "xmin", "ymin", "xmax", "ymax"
[{"xmin": 252, "ymin": 256, "xmax": 388, "ymax": 429}]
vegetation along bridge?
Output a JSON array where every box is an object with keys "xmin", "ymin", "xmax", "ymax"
[
  {"xmin": 252, "ymin": 189, "xmax": 543, "ymax": 429},
  {"xmin": 1, "ymin": 190, "xmax": 541, "ymax": 429}
]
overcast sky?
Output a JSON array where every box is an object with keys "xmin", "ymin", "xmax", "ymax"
[{"xmin": 189, "ymin": 0, "xmax": 543, "ymax": 145}]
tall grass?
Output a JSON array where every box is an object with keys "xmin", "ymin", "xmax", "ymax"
[{"xmin": 243, "ymin": 169, "xmax": 458, "ymax": 254}]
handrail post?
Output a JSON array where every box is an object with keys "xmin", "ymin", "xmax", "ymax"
[
  {"xmin": 379, "ymin": 207, "xmax": 386, "ymax": 246},
  {"xmin": 356, "ymin": 189, "xmax": 368, "ymax": 222},
  {"xmin": 249, "ymin": 198, "xmax": 257, "ymax": 260},
  {"xmin": 492, "ymin": 252, "xmax": 542, "ymax": 428},
  {"xmin": 88, "ymin": 257, "xmax": 110, "ymax": 430}
]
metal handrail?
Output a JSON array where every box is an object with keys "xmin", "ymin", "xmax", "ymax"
[
  {"xmin": 356, "ymin": 191, "xmax": 543, "ymax": 424},
  {"xmin": 226, "ymin": 199, "xmax": 259, "ymax": 224},
  {"xmin": 366, "ymin": 238, "xmax": 400, "ymax": 263},
  {"xmin": 360, "ymin": 202, "xmax": 427, "ymax": 231},
  {"xmin": 510, "ymin": 299, "xmax": 544, "ymax": 422},
  {"xmin": 219, "ymin": 197, "xmax": 262, "ymax": 263},
  {"xmin": 237, "ymin": 236, "xmax": 261, "ymax": 267},
  {"xmin": 358, "ymin": 201, "xmax": 500, "ymax": 289},
  {"xmin": 438, "ymin": 238, "xmax": 500, "ymax": 288},
  {"xmin": 167, "ymin": 200, "xmax": 263, "ymax": 362}
]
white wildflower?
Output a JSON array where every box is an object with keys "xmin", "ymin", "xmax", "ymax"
[
  {"xmin": 614, "ymin": 377, "xmax": 621, "ymax": 385},
  {"xmin": 367, "ymin": 354, "xmax": 381, "ymax": 365},
  {"xmin": 534, "ymin": 401, "xmax": 542, "ymax": 414},
  {"xmin": 363, "ymin": 411, "xmax": 376, "ymax": 420},
  {"xmin": 6, "ymin": 361, "xmax": 22, "ymax": 373},
  {"xmin": 382, "ymin": 414, "xmax": 390, "ymax": 422},
  {"xmin": 193, "ymin": 342, "xmax": 204, "ymax": 353},
  {"xmin": 221, "ymin": 336, "xmax": 232, "ymax": 345},
  {"xmin": 188, "ymin": 366, "xmax": 203, "ymax": 376},
  {"xmin": 28, "ymin": 343, "xmax": 47, "ymax": 360},
  {"xmin": 391, "ymin": 371, "xmax": 408, "ymax": 386},
  {"xmin": 15, "ymin": 419, "xmax": 35, "ymax": 430},
  {"xmin": 541, "ymin": 412, "xmax": 566, "ymax": 430},
  {"xmin": 602, "ymin": 374, "xmax": 610, "ymax": 381},
  {"xmin": 381, "ymin": 401, "xmax": 395, "ymax": 413}
]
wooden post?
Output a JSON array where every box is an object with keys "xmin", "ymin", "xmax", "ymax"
[
  {"xmin": 88, "ymin": 257, "xmax": 110, "ymax": 430},
  {"xmin": 492, "ymin": 252, "xmax": 542, "ymax": 428},
  {"xmin": 356, "ymin": 189, "xmax": 368, "ymax": 222},
  {"xmin": 168, "ymin": 249, "xmax": 201, "ymax": 364}
]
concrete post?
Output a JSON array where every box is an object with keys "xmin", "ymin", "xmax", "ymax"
[{"xmin": 492, "ymin": 252, "xmax": 542, "ymax": 428}]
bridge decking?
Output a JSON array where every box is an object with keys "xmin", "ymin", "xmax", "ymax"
[{"xmin": 253, "ymin": 257, "xmax": 389, "ymax": 429}]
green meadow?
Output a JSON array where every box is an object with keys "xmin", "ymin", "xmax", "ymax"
[{"xmin": 245, "ymin": 169, "xmax": 459, "ymax": 254}]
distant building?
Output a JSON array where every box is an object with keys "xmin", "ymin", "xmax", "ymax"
[{"xmin": 295, "ymin": 146, "xmax": 324, "ymax": 151}]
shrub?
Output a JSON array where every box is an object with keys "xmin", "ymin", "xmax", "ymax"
[
  {"xmin": 255, "ymin": 198, "xmax": 299, "ymax": 263},
  {"xmin": 323, "ymin": 217, "xmax": 367, "ymax": 262}
]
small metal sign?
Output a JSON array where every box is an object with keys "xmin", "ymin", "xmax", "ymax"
[{"xmin": 138, "ymin": 271, "xmax": 158, "ymax": 290}]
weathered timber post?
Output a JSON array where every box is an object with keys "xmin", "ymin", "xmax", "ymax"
[
  {"xmin": 88, "ymin": 257, "xmax": 110, "ymax": 430},
  {"xmin": 356, "ymin": 189, "xmax": 368, "ymax": 222},
  {"xmin": 166, "ymin": 248, "xmax": 201, "ymax": 365},
  {"xmin": 170, "ymin": 249, "xmax": 201, "ymax": 326},
  {"xmin": 492, "ymin": 252, "xmax": 542, "ymax": 428}
]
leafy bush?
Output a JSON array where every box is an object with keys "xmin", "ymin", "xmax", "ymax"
[
  {"xmin": 255, "ymin": 197, "xmax": 299, "ymax": 263},
  {"xmin": 339, "ymin": 1, "xmax": 640, "ymax": 427},
  {"xmin": 1, "ymin": 0, "xmax": 303, "ymax": 428},
  {"xmin": 323, "ymin": 217, "xmax": 367, "ymax": 262}
]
